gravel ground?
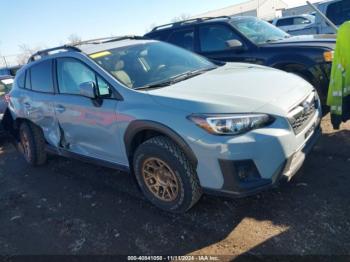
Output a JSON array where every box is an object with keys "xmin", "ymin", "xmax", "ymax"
[{"xmin": 0, "ymin": 114, "xmax": 349, "ymax": 259}]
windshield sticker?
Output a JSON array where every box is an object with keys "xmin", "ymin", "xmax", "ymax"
[{"xmin": 90, "ymin": 51, "xmax": 112, "ymax": 59}]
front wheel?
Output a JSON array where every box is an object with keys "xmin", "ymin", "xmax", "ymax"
[{"xmin": 133, "ymin": 136, "xmax": 202, "ymax": 213}]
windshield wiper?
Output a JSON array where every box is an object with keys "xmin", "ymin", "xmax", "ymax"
[{"xmin": 135, "ymin": 67, "xmax": 216, "ymax": 90}]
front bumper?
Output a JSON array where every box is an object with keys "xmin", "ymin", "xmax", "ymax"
[
  {"xmin": 203, "ymin": 126, "xmax": 321, "ymax": 198},
  {"xmin": 189, "ymin": 104, "xmax": 322, "ymax": 198}
]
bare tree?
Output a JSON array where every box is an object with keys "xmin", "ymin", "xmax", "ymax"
[
  {"xmin": 67, "ymin": 34, "xmax": 82, "ymax": 45},
  {"xmin": 0, "ymin": 52, "xmax": 8, "ymax": 67},
  {"xmin": 145, "ymin": 14, "xmax": 191, "ymax": 34},
  {"xmin": 145, "ymin": 22, "xmax": 158, "ymax": 33},
  {"xmin": 16, "ymin": 44, "xmax": 43, "ymax": 65},
  {"xmin": 171, "ymin": 13, "xmax": 191, "ymax": 23}
]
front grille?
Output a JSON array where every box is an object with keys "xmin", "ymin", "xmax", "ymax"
[{"xmin": 288, "ymin": 92, "xmax": 318, "ymax": 134}]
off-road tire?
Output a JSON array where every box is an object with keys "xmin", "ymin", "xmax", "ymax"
[
  {"xmin": 133, "ymin": 136, "xmax": 202, "ymax": 213},
  {"xmin": 19, "ymin": 122, "xmax": 47, "ymax": 166}
]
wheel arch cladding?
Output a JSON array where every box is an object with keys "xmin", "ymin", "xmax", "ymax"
[{"xmin": 124, "ymin": 120, "xmax": 198, "ymax": 168}]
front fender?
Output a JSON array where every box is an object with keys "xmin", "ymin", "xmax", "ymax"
[{"xmin": 124, "ymin": 120, "xmax": 198, "ymax": 168}]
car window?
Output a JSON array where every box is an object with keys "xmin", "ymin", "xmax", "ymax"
[
  {"xmin": 168, "ymin": 29, "xmax": 195, "ymax": 51},
  {"xmin": 57, "ymin": 58, "xmax": 96, "ymax": 95},
  {"xmin": 10, "ymin": 67, "xmax": 20, "ymax": 76},
  {"xmin": 25, "ymin": 70, "xmax": 31, "ymax": 89},
  {"xmin": 57, "ymin": 58, "xmax": 112, "ymax": 97},
  {"xmin": 146, "ymin": 31, "xmax": 171, "ymax": 41},
  {"xmin": 276, "ymin": 18, "xmax": 294, "ymax": 27},
  {"xmin": 326, "ymin": 0, "xmax": 350, "ymax": 26},
  {"xmin": 294, "ymin": 17, "xmax": 311, "ymax": 25},
  {"xmin": 30, "ymin": 60, "xmax": 54, "ymax": 93},
  {"xmin": 199, "ymin": 24, "xmax": 242, "ymax": 52},
  {"xmin": 97, "ymin": 76, "xmax": 111, "ymax": 96},
  {"xmin": 90, "ymin": 42, "xmax": 215, "ymax": 89},
  {"xmin": 16, "ymin": 71, "xmax": 25, "ymax": 89},
  {"xmin": 230, "ymin": 17, "xmax": 289, "ymax": 45}
]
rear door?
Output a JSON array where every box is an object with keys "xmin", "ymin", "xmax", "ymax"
[
  {"xmin": 54, "ymin": 57, "xmax": 121, "ymax": 163},
  {"xmin": 24, "ymin": 59, "xmax": 59, "ymax": 146}
]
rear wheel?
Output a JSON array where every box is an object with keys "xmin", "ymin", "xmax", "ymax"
[
  {"xmin": 133, "ymin": 136, "xmax": 202, "ymax": 213},
  {"xmin": 19, "ymin": 122, "xmax": 47, "ymax": 166}
]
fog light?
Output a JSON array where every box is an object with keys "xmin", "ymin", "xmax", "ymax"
[{"xmin": 235, "ymin": 160, "xmax": 261, "ymax": 182}]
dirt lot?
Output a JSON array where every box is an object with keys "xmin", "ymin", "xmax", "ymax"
[{"xmin": 0, "ymin": 115, "xmax": 349, "ymax": 259}]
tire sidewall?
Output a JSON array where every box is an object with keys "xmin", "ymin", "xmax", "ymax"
[
  {"xmin": 134, "ymin": 141, "xmax": 195, "ymax": 213},
  {"xmin": 19, "ymin": 123, "xmax": 36, "ymax": 165}
]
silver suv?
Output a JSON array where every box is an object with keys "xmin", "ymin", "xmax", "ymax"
[{"xmin": 5, "ymin": 36, "xmax": 321, "ymax": 213}]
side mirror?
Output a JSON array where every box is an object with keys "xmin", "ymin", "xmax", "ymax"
[
  {"xmin": 79, "ymin": 81, "xmax": 97, "ymax": 99},
  {"xmin": 226, "ymin": 39, "xmax": 244, "ymax": 51}
]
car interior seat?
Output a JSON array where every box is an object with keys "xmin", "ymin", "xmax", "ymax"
[{"xmin": 111, "ymin": 60, "xmax": 133, "ymax": 88}]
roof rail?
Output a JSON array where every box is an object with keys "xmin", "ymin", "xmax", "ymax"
[
  {"xmin": 76, "ymin": 35, "xmax": 144, "ymax": 45},
  {"xmin": 28, "ymin": 45, "xmax": 81, "ymax": 63},
  {"xmin": 151, "ymin": 16, "xmax": 232, "ymax": 32}
]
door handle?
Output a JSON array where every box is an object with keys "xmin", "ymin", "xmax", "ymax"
[
  {"xmin": 24, "ymin": 102, "xmax": 31, "ymax": 109},
  {"xmin": 55, "ymin": 105, "xmax": 66, "ymax": 113}
]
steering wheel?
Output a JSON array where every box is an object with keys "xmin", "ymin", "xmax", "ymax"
[{"xmin": 150, "ymin": 64, "xmax": 168, "ymax": 81}]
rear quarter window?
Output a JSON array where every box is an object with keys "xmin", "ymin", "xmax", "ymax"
[
  {"xmin": 145, "ymin": 30, "xmax": 171, "ymax": 41},
  {"xmin": 16, "ymin": 71, "xmax": 25, "ymax": 89},
  {"xmin": 30, "ymin": 60, "xmax": 54, "ymax": 93},
  {"xmin": 168, "ymin": 29, "xmax": 195, "ymax": 51}
]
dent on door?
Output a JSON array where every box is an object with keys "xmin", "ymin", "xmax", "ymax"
[
  {"xmin": 54, "ymin": 95, "xmax": 121, "ymax": 163},
  {"xmin": 22, "ymin": 93, "xmax": 61, "ymax": 148}
]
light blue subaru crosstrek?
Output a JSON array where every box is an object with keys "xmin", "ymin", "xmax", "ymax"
[{"xmin": 4, "ymin": 36, "xmax": 321, "ymax": 213}]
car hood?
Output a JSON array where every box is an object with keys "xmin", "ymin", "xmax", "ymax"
[
  {"xmin": 147, "ymin": 63, "xmax": 314, "ymax": 115},
  {"xmin": 261, "ymin": 34, "xmax": 336, "ymax": 49}
]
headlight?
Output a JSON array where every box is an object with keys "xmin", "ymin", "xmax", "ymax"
[
  {"xmin": 188, "ymin": 114, "xmax": 275, "ymax": 135},
  {"xmin": 323, "ymin": 51, "xmax": 334, "ymax": 62}
]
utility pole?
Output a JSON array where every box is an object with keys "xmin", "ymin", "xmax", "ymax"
[{"xmin": 2, "ymin": 56, "xmax": 8, "ymax": 67}]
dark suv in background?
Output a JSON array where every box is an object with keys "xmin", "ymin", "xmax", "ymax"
[
  {"xmin": 145, "ymin": 16, "xmax": 335, "ymax": 103},
  {"xmin": 0, "ymin": 65, "xmax": 21, "ymax": 77}
]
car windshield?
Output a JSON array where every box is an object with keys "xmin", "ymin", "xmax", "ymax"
[
  {"xmin": 230, "ymin": 17, "xmax": 290, "ymax": 45},
  {"xmin": 90, "ymin": 41, "xmax": 216, "ymax": 89},
  {"xmin": 0, "ymin": 78, "xmax": 13, "ymax": 96}
]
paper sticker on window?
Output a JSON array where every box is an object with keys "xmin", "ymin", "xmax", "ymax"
[{"xmin": 90, "ymin": 51, "xmax": 112, "ymax": 59}]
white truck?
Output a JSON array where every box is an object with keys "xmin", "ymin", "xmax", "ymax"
[{"xmin": 274, "ymin": 0, "xmax": 349, "ymax": 35}]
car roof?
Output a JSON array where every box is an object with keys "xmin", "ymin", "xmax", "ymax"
[
  {"xmin": 26, "ymin": 36, "xmax": 154, "ymax": 63},
  {"xmin": 147, "ymin": 16, "xmax": 232, "ymax": 34},
  {"xmin": 276, "ymin": 14, "xmax": 315, "ymax": 19},
  {"xmin": 146, "ymin": 16, "xmax": 257, "ymax": 35},
  {"xmin": 77, "ymin": 39, "xmax": 156, "ymax": 55}
]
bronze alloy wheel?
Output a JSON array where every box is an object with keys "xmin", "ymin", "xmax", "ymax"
[
  {"xmin": 20, "ymin": 130, "xmax": 31, "ymax": 161},
  {"xmin": 142, "ymin": 157, "xmax": 179, "ymax": 202}
]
